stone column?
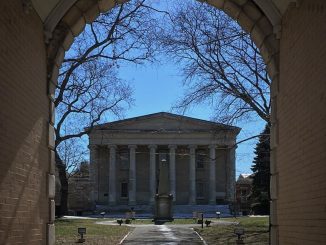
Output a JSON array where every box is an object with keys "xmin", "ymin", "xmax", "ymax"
[
  {"xmin": 88, "ymin": 145, "xmax": 99, "ymax": 206},
  {"xmin": 208, "ymin": 145, "xmax": 216, "ymax": 205},
  {"xmin": 128, "ymin": 145, "xmax": 137, "ymax": 205},
  {"xmin": 148, "ymin": 144, "xmax": 157, "ymax": 204},
  {"xmin": 226, "ymin": 147, "xmax": 236, "ymax": 202},
  {"xmin": 108, "ymin": 145, "xmax": 117, "ymax": 205},
  {"xmin": 188, "ymin": 145, "xmax": 197, "ymax": 205},
  {"xmin": 168, "ymin": 145, "xmax": 177, "ymax": 202}
]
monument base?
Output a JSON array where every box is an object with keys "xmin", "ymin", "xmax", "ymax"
[{"xmin": 153, "ymin": 194, "xmax": 173, "ymax": 222}]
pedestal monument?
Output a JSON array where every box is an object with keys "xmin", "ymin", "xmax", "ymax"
[{"xmin": 154, "ymin": 154, "xmax": 173, "ymax": 222}]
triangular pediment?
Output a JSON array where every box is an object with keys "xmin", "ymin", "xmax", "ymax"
[{"xmin": 92, "ymin": 112, "xmax": 239, "ymax": 133}]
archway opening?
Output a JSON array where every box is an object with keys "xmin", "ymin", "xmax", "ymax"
[{"xmin": 48, "ymin": 0, "xmax": 279, "ymax": 244}]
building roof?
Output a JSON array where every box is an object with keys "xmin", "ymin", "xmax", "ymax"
[
  {"xmin": 236, "ymin": 173, "xmax": 254, "ymax": 184},
  {"xmin": 87, "ymin": 112, "xmax": 241, "ymax": 134}
]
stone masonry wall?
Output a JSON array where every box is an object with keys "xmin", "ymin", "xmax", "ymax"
[
  {"xmin": 0, "ymin": 0, "xmax": 50, "ymax": 244},
  {"xmin": 277, "ymin": 1, "xmax": 326, "ymax": 243}
]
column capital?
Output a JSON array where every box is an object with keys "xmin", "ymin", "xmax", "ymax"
[
  {"xmin": 107, "ymin": 144, "xmax": 117, "ymax": 149},
  {"xmin": 128, "ymin": 144, "xmax": 137, "ymax": 149},
  {"xmin": 168, "ymin": 144, "xmax": 177, "ymax": 149},
  {"xmin": 148, "ymin": 144, "xmax": 157, "ymax": 149}
]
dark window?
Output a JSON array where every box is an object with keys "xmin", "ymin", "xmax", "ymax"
[
  {"xmin": 121, "ymin": 182, "xmax": 128, "ymax": 198},
  {"xmin": 196, "ymin": 150, "xmax": 206, "ymax": 169},
  {"xmin": 196, "ymin": 182, "xmax": 204, "ymax": 198}
]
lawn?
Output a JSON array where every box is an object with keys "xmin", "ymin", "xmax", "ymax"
[
  {"xmin": 55, "ymin": 219, "xmax": 132, "ymax": 245},
  {"xmin": 55, "ymin": 217, "xmax": 269, "ymax": 244},
  {"xmin": 195, "ymin": 216, "xmax": 270, "ymax": 245}
]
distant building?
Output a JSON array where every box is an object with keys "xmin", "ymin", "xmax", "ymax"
[
  {"xmin": 87, "ymin": 112, "xmax": 241, "ymax": 208},
  {"xmin": 236, "ymin": 173, "xmax": 254, "ymax": 215},
  {"xmin": 68, "ymin": 176, "xmax": 93, "ymax": 215}
]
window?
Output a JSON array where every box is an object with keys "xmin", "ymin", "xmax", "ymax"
[
  {"xmin": 121, "ymin": 182, "xmax": 128, "ymax": 198},
  {"xmin": 118, "ymin": 149, "xmax": 129, "ymax": 170},
  {"xmin": 196, "ymin": 182, "xmax": 204, "ymax": 199},
  {"xmin": 196, "ymin": 150, "xmax": 206, "ymax": 169}
]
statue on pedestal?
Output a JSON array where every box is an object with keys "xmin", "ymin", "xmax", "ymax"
[{"xmin": 154, "ymin": 153, "xmax": 173, "ymax": 222}]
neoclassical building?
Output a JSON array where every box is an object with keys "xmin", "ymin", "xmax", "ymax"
[{"xmin": 88, "ymin": 112, "xmax": 240, "ymax": 207}]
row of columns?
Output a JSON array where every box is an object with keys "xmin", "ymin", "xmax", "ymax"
[{"xmin": 90, "ymin": 144, "xmax": 236, "ymax": 205}]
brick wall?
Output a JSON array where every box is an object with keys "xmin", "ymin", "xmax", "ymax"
[
  {"xmin": 277, "ymin": 1, "xmax": 326, "ymax": 243},
  {"xmin": 0, "ymin": 0, "xmax": 50, "ymax": 244}
]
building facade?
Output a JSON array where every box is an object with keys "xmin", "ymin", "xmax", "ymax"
[
  {"xmin": 236, "ymin": 174, "xmax": 254, "ymax": 215},
  {"xmin": 88, "ymin": 112, "xmax": 240, "ymax": 207}
]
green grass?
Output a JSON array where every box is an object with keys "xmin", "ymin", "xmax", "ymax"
[
  {"xmin": 55, "ymin": 219, "xmax": 132, "ymax": 245},
  {"xmin": 55, "ymin": 217, "xmax": 269, "ymax": 244},
  {"xmin": 195, "ymin": 217, "xmax": 270, "ymax": 245}
]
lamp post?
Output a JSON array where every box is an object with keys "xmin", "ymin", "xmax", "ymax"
[{"xmin": 77, "ymin": 227, "xmax": 86, "ymax": 243}]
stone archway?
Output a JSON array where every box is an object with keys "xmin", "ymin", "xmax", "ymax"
[
  {"xmin": 1, "ymin": 1, "xmax": 325, "ymax": 244},
  {"xmin": 46, "ymin": 0, "xmax": 280, "ymax": 244}
]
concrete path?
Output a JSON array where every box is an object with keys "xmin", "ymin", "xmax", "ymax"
[{"xmin": 121, "ymin": 225, "xmax": 205, "ymax": 244}]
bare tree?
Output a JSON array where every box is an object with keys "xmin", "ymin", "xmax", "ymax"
[
  {"xmin": 157, "ymin": 1, "xmax": 270, "ymax": 124},
  {"xmin": 55, "ymin": 0, "xmax": 159, "ymax": 147},
  {"xmin": 54, "ymin": 0, "xmax": 159, "ymax": 215}
]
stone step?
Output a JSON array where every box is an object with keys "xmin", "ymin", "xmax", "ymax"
[{"xmin": 96, "ymin": 204, "xmax": 231, "ymax": 218}]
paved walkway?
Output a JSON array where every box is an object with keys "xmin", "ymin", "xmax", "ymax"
[{"xmin": 121, "ymin": 225, "xmax": 205, "ymax": 244}]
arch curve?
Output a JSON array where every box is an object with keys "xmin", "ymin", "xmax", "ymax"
[
  {"xmin": 46, "ymin": 1, "xmax": 280, "ymax": 243},
  {"xmin": 47, "ymin": 0, "xmax": 280, "ymax": 83}
]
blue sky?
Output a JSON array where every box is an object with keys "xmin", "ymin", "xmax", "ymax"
[{"xmin": 118, "ymin": 60, "xmax": 265, "ymax": 176}]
